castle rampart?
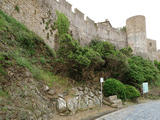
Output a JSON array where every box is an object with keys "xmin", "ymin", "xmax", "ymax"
[{"xmin": 0, "ymin": 0, "xmax": 159, "ymax": 60}]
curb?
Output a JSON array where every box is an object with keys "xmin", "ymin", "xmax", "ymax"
[{"xmin": 81, "ymin": 109, "xmax": 117, "ymax": 120}]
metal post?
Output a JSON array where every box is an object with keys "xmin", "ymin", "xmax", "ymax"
[
  {"xmin": 101, "ymin": 81, "xmax": 103, "ymax": 107},
  {"xmin": 100, "ymin": 77, "xmax": 104, "ymax": 107}
]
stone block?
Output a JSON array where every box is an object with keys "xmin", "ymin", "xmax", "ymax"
[
  {"xmin": 110, "ymin": 99, "xmax": 122, "ymax": 108},
  {"xmin": 102, "ymin": 100, "xmax": 111, "ymax": 106},
  {"xmin": 110, "ymin": 99, "xmax": 122, "ymax": 104},
  {"xmin": 111, "ymin": 103, "xmax": 118, "ymax": 108},
  {"xmin": 77, "ymin": 87, "xmax": 83, "ymax": 91},
  {"xmin": 88, "ymin": 100, "xmax": 94, "ymax": 108},
  {"xmin": 58, "ymin": 94, "xmax": 64, "ymax": 98},
  {"xmin": 48, "ymin": 90, "xmax": 55, "ymax": 95},
  {"xmin": 67, "ymin": 97, "xmax": 78, "ymax": 114},
  {"xmin": 108, "ymin": 95, "xmax": 117, "ymax": 102},
  {"xmin": 56, "ymin": 98, "xmax": 67, "ymax": 113},
  {"xmin": 44, "ymin": 85, "xmax": 49, "ymax": 91},
  {"xmin": 89, "ymin": 91, "xmax": 94, "ymax": 97}
]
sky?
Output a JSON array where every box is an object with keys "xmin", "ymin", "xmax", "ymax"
[{"xmin": 67, "ymin": 0, "xmax": 160, "ymax": 50}]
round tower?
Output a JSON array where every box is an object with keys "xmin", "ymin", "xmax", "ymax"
[{"xmin": 126, "ymin": 15, "xmax": 147, "ymax": 54}]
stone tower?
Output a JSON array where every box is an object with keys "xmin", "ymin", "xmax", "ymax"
[{"xmin": 126, "ymin": 15, "xmax": 147, "ymax": 54}]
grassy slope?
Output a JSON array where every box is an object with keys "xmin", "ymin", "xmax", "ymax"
[{"xmin": 0, "ymin": 10, "xmax": 72, "ymax": 97}]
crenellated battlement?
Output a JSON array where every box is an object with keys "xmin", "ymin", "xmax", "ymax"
[
  {"xmin": 74, "ymin": 8, "xmax": 84, "ymax": 19},
  {"xmin": 86, "ymin": 16, "xmax": 95, "ymax": 24},
  {"xmin": 64, "ymin": 1, "xmax": 72, "ymax": 10}
]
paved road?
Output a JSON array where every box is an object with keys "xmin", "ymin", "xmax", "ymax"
[{"xmin": 96, "ymin": 101, "xmax": 160, "ymax": 120}]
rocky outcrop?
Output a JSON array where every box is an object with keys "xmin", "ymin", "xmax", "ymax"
[
  {"xmin": 0, "ymin": 67, "xmax": 55, "ymax": 120},
  {"xmin": 0, "ymin": 67, "xmax": 123, "ymax": 119},
  {"xmin": 56, "ymin": 87, "xmax": 123, "ymax": 115},
  {"xmin": 56, "ymin": 87, "xmax": 102, "ymax": 115}
]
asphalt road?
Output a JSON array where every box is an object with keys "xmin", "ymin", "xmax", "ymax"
[{"xmin": 96, "ymin": 101, "xmax": 160, "ymax": 120}]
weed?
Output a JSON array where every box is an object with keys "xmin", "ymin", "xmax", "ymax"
[
  {"xmin": 40, "ymin": 57, "xmax": 47, "ymax": 64},
  {"xmin": 15, "ymin": 5, "xmax": 20, "ymax": 13},
  {"xmin": 0, "ymin": 90, "xmax": 8, "ymax": 97}
]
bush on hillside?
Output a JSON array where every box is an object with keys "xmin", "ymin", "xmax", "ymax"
[
  {"xmin": 0, "ymin": 52, "xmax": 11, "ymax": 75},
  {"xmin": 0, "ymin": 54, "xmax": 6, "ymax": 75},
  {"xmin": 89, "ymin": 39, "xmax": 116, "ymax": 58},
  {"xmin": 53, "ymin": 11, "xmax": 160, "ymax": 86},
  {"xmin": 89, "ymin": 39, "xmax": 129, "ymax": 79},
  {"xmin": 154, "ymin": 60, "xmax": 160, "ymax": 71},
  {"xmin": 125, "ymin": 85, "xmax": 140, "ymax": 99},
  {"xmin": 55, "ymin": 11, "xmax": 70, "ymax": 36},
  {"xmin": 124, "ymin": 56, "xmax": 160, "ymax": 88},
  {"xmin": 56, "ymin": 34, "xmax": 104, "ymax": 80},
  {"xmin": 105, "ymin": 51, "xmax": 128, "ymax": 79},
  {"xmin": 103, "ymin": 78, "xmax": 126, "ymax": 100},
  {"xmin": 120, "ymin": 47, "xmax": 133, "ymax": 57}
]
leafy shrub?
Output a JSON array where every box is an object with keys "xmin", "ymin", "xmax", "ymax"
[
  {"xmin": 15, "ymin": 57, "xmax": 32, "ymax": 69},
  {"xmin": 125, "ymin": 85, "xmax": 140, "ymax": 99},
  {"xmin": 55, "ymin": 11, "xmax": 70, "ymax": 36},
  {"xmin": 16, "ymin": 32, "xmax": 37, "ymax": 53},
  {"xmin": 103, "ymin": 78, "xmax": 126, "ymax": 100},
  {"xmin": 154, "ymin": 60, "xmax": 160, "ymax": 71},
  {"xmin": 105, "ymin": 51, "xmax": 129, "ymax": 78},
  {"xmin": 0, "ymin": 90, "xmax": 8, "ymax": 97},
  {"xmin": 0, "ymin": 52, "xmax": 11, "ymax": 75},
  {"xmin": 120, "ymin": 47, "xmax": 133, "ymax": 57},
  {"xmin": 56, "ymin": 33, "xmax": 104, "ymax": 80},
  {"xmin": 40, "ymin": 57, "xmax": 47, "ymax": 64},
  {"xmin": 0, "ymin": 54, "xmax": 5, "ymax": 74},
  {"xmin": 89, "ymin": 39, "xmax": 129, "ymax": 79},
  {"xmin": 15, "ymin": 5, "xmax": 20, "ymax": 13},
  {"xmin": 124, "ymin": 56, "xmax": 160, "ymax": 88},
  {"xmin": 89, "ymin": 39, "xmax": 116, "ymax": 58}
]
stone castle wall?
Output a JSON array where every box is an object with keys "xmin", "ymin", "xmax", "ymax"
[
  {"xmin": 0, "ymin": 0, "xmax": 57, "ymax": 48},
  {"xmin": 41, "ymin": 0, "xmax": 127, "ymax": 48},
  {"xmin": 0, "ymin": 0, "xmax": 160, "ymax": 60},
  {"xmin": 0, "ymin": 0, "xmax": 127, "ymax": 49}
]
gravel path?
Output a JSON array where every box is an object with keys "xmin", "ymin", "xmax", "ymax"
[{"xmin": 96, "ymin": 100, "xmax": 160, "ymax": 120}]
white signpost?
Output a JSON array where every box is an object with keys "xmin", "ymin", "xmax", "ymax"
[
  {"xmin": 100, "ymin": 77, "xmax": 104, "ymax": 107},
  {"xmin": 142, "ymin": 82, "xmax": 149, "ymax": 94}
]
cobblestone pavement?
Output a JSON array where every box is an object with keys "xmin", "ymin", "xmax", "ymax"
[{"xmin": 96, "ymin": 101, "xmax": 160, "ymax": 120}]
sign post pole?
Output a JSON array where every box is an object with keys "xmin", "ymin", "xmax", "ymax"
[{"xmin": 100, "ymin": 77, "xmax": 104, "ymax": 107}]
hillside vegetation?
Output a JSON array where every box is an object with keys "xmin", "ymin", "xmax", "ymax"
[
  {"xmin": 0, "ymin": 9, "xmax": 160, "ymax": 119},
  {"xmin": 0, "ymin": 9, "xmax": 62, "ymax": 86},
  {"xmin": 53, "ymin": 12, "xmax": 160, "ymax": 99}
]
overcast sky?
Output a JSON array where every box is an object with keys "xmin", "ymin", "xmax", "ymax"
[{"xmin": 67, "ymin": 0, "xmax": 160, "ymax": 49}]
